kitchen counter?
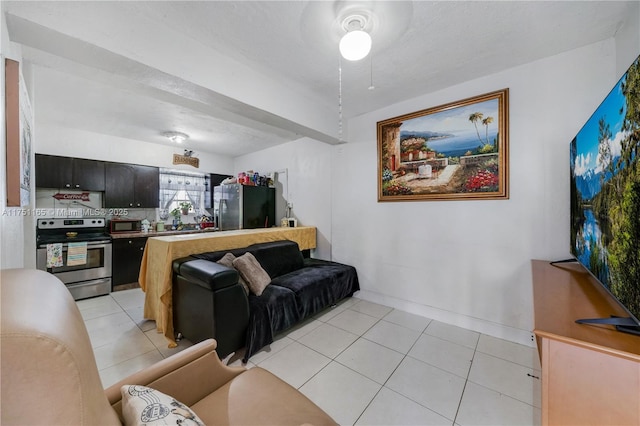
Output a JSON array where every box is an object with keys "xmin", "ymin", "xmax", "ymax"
[{"xmin": 109, "ymin": 227, "xmax": 216, "ymax": 239}]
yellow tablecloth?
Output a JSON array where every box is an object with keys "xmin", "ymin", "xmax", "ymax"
[{"xmin": 139, "ymin": 226, "xmax": 316, "ymax": 347}]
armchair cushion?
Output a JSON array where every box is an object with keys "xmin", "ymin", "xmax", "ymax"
[
  {"xmin": 121, "ymin": 385, "xmax": 204, "ymax": 426},
  {"xmin": 191, "ymin": 367, "xmax": 336, "ymax": 426},
  {"xmin": 1, "ymin": 269, "xmax": 337, "ymax": 426},
  {"xmin": 233, "ymin": 252, "xmax": 271, "ymax": 296}
]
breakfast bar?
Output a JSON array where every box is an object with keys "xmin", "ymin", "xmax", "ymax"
[{"xmin": 139, "ymin": 226, "xmax": 316, "ymax": 346}]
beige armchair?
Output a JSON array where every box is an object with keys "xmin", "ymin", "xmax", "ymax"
[{"xmin": 1, "ymin": 269, "xmax": 337, "ymax": 425}]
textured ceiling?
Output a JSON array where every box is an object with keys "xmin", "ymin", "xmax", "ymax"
[{"xmin": 3, "ymin": 1, "xmax": 636, "ymax": 157}]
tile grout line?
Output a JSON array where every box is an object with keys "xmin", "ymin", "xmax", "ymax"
[
  {"xmin": 466, "ymin": 343, "xmax": 542, "ymax": 409},
  {"xmin": 292, "ymin": 306, "xmax": 386, "ymax": 391},
  {"xmin": 93, "ymin": 292, "xmax": 174, "ymax": 387},
  {"xmin": 352, "ymin": 317, "xmax": 434, "ymax": 425},
  {"xmin": 286, "ymin": 304, "xmax": 405, "ymax": 424},
  {"xmin": 451, "ymin": 335, "xmax": 480, "ymax": 425}
]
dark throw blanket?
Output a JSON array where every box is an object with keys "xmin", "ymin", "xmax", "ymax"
[
  {"xmin": 192, "ymin": 241, "xmax": 360, "ymax": 362},
  {"xmin": 242, "ymin": 258, "xmax": 359, "ymax": 362}
]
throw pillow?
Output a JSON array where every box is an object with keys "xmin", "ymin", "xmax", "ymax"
[
  {"xmin": 120, "ymin": 385, "xmax": 204, "ymax": 426},
  {"xmin": 232, "ymin": 252, "xmax": 271, "ymax": 296},
  {"xmin": 217, "ymin": 252, "xmax": 249, "ymax": 295}
]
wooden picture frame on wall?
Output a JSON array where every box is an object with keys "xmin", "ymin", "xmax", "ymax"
[
  {"xmin": 377, "ymin": 89, "xmax": 509, "ymax": 202},
  {"xmin": 5, "ymin": 58, "xmax": 33, "ymax": 207}
]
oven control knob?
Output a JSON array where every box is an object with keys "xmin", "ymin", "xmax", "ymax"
[{"xmin": 49, "ymin": 221, "xmax": 54, "ymax": 225}]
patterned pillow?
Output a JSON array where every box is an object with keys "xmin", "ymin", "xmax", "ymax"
[
  {"xmin": 232, "ymin": 252, "xmax": 271, "ymax": 296},
  {"xmin": 217, "ymin": 252, "xmax": 249, "ymax": 295},
  {"xmin": 121, "ymin": 385, "xmax": 204, "ymax": 426}
]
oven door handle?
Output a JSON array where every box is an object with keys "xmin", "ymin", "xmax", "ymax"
[
  {"xmin": 55, "ymin": 242, "xmax": 111, "ymax": 250},
  {"xmin": 37, "ymin": 244, "xmax": 111, "ymax": 250},
  {"xmin": 82, "ymin": 242, "xmax": 111, "ymax": 249}
]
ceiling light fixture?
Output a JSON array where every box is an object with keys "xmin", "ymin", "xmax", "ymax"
[
  {"xmin": 163, "ymin": 131, "xmax": 189, "ymax": 144},
  {"xmin": 339, "ymin": 15, "xmax": 371, "ymax": 61}
]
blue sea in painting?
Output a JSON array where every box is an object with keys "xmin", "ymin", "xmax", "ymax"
[{"xmin": 427, "ymin": 130, "xmax": 499, "ymax": 157}]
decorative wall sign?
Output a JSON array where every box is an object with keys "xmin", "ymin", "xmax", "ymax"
[
  {"xmin": 173, "ymin": 154, "xmax": 199, "ymax": 168},
  {"xmin": 377, "ymin": 89, "xmax": 509, "ymax": 201},
  {"xmin": 52, "ymin": 192, "xmax": 91, "ymax": 201}
]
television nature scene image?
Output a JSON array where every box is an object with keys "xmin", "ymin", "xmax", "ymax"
[{"xmin": 570, "ymin": 55, "xmax": 640, "ymax": 326}]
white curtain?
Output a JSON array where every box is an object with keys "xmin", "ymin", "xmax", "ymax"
[{"xmin": 159, "ymin": 169, "xmax": 208, "ymax": 212}]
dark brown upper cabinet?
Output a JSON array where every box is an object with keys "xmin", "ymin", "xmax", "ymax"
[
  {"xmin": 104, "ymin": 163, "xmax": 159, "ymax": 208},
  {"xmin": 35, "ymin": 154, "xmax": 105, "ymax": 191}
]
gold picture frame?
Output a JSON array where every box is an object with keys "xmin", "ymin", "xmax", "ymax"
[{"xmin": 377, "ymin": 89, "xmax": 509, "ymax": 202}]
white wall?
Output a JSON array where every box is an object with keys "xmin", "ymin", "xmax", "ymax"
[
  {"xmin": 615, "ymin": 0, "xmax": 639, "ymax": 75},
  {"xmin": 332, "ymin": 39, "xmax": 624, "ymax": 346},
  {"xmin": 233, "ymin": 137, "xmax": 333, "ymax": 260}
]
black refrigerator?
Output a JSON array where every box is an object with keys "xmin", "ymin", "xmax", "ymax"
[{"xmin": 211, "ymin": 184, "xmax": 276, "ymax": 231}]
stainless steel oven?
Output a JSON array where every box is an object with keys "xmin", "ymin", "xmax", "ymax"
[{"xmin": 36, "ymin": 218, "xmax": 112, "ymax": 300}]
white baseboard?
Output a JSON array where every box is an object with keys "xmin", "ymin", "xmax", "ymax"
[{"xmin": 354, "ymin": 290, "xmax": 536, "ymax": 348}]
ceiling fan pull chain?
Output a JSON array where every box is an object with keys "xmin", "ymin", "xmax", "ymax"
[
  {"xmin": 338, "ymin": 56, "xmax": 344, "ymax": 143},
  {"xmin": 369, "ymin": 54, "xmax": 375, "ymax": 90}
]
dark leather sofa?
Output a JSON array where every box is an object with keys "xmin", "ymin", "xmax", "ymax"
[{"xmin": 172, "ymin": 240, "xmax": 360, "ymax": 362}]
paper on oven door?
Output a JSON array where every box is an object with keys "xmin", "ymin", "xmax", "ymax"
[
  {"xmin": 66, "ymin": 242, "xmax": 87, "ymax": 266},
  {"xmin": 46, "ymin": 243, "xmax": 63, "ymax": 268}
]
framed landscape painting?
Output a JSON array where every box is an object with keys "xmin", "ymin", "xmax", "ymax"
[{"xmin": 377, "ymin": 89, "xmax": 509, "ymax": 202}]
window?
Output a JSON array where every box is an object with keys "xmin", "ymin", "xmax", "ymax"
[{"xmin": 158, "ymin": 169, "xmax": 210, "ymax": 217}]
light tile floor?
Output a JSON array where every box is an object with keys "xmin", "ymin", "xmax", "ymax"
[{"xmin": 77, "ymin": 289, "xmax": 542, "ymax": 425}]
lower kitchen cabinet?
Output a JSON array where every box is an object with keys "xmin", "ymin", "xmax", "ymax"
[{"xmin": 112, "ymin": 237, "xmax": 148, "ymax": 286}]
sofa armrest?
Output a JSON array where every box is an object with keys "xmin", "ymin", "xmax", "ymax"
[
  {"xmin": 172, "ymin": 255, "xmax": 196, "ymax": 274},
  {"xmin": 106, "ymin": 339, "xmax": 245, "ymax": 418},
  {"xmin": 174, "ymin": 259, "xmax": 239, "ymax": 291}
]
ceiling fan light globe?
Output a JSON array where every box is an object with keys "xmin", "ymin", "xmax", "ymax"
[{"xmin": 339, "ymin": 30, "xmax": 372, "ymax": 61}]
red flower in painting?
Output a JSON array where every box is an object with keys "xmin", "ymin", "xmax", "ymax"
[{"xmin": 464, "ymin": 169, "xmax": 499, "ymax": 192}]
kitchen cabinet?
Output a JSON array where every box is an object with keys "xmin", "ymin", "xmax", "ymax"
[
  {"xmin": 112, "ymin": 237, "xmax": 148, "ymax": 286},
  {"xmin": 35, "ymin": 154, "xmax": 105, "ymax": 191},
  {"xmin": 105, "ymin": 163, "xmax": 159, "ymax": 208}
]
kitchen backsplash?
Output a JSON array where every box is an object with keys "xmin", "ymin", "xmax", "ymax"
[{"xmin": 35, "ymin": 189, "xmax": 161, "ymax": 223}]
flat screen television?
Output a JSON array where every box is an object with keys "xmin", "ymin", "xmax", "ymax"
[{"xmin": 568, "ymin": 54, "xmax": 640, "ymax": 335}]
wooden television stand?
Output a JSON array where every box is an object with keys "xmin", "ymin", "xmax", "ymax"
[{"xmin": 531, "ymin": 260, "xmax": 640, "ymax": 425}]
